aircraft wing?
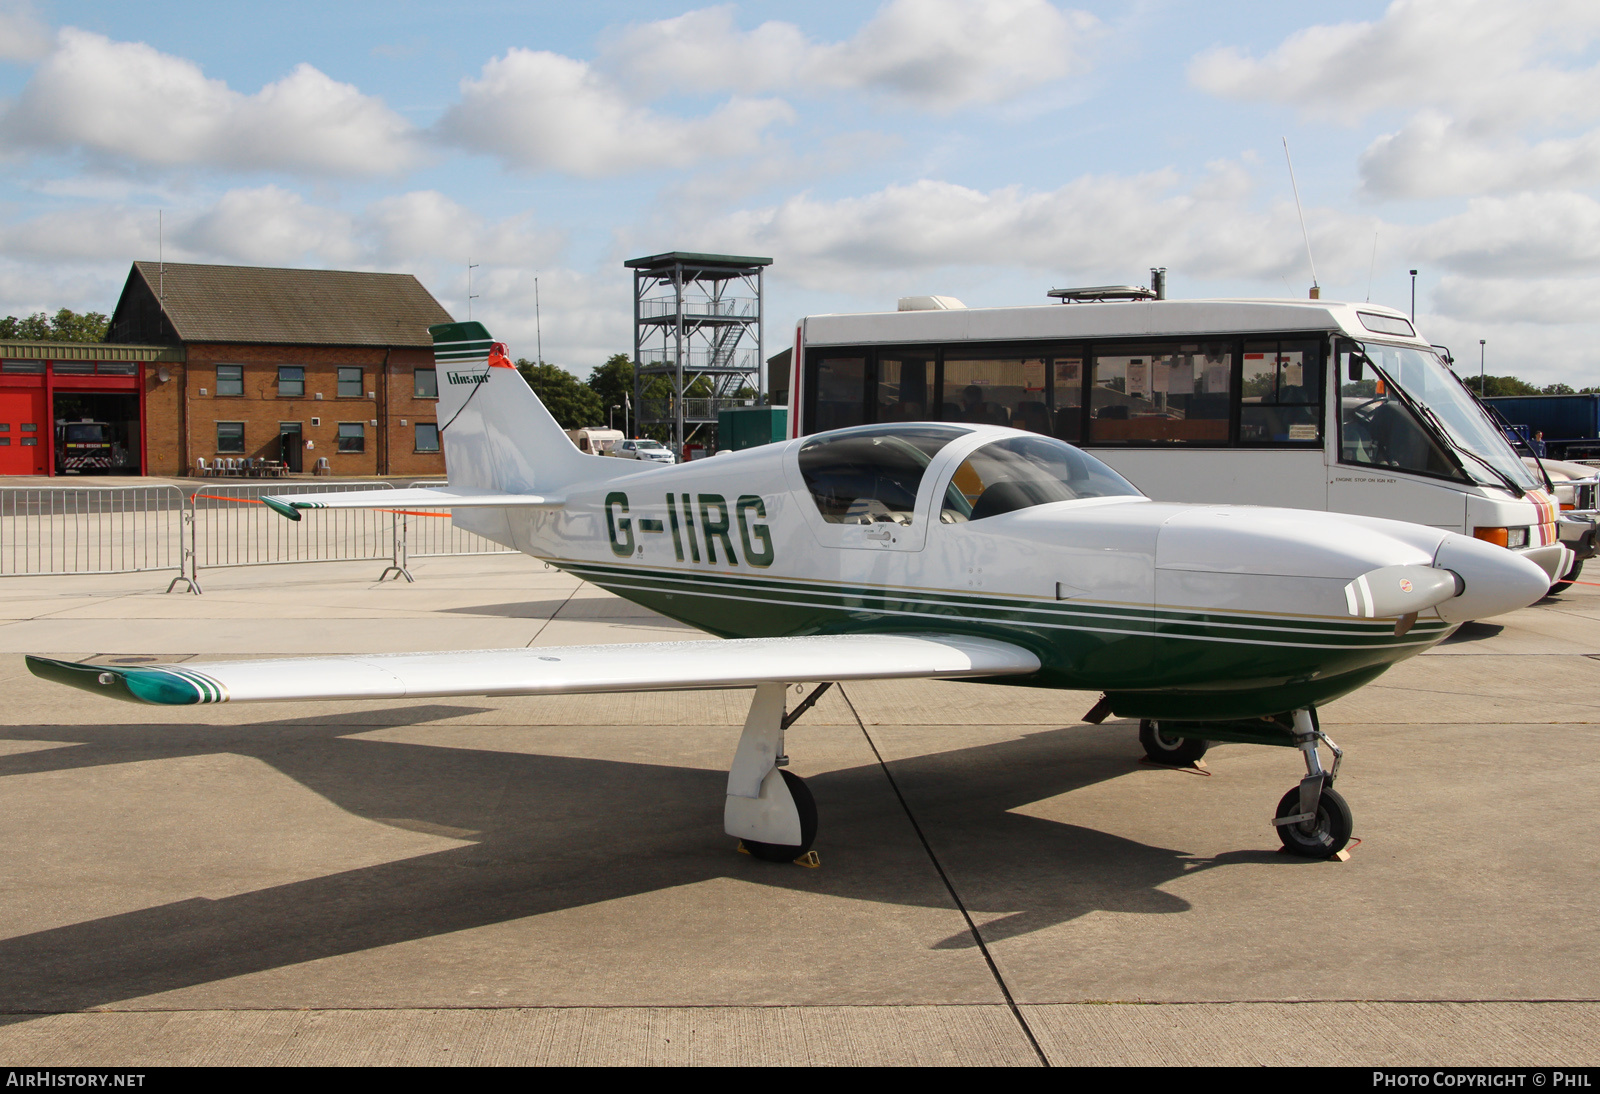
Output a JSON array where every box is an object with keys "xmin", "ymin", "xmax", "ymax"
[
  {"xmin": 258, "ymin": 487, "xmax": 564, "ymax": 521},
  {"xmin": 26, "ymin": 634, "xmax": 1040, "ymax": 706}
]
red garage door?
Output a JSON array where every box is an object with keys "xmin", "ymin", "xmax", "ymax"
[{"xmin": 0, "ymin": 390, "xmax": 48, "ymax": 474}]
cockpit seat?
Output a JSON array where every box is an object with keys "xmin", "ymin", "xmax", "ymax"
[{"xmin": 970, "ymin": 480, "xmax": 1042, "ymax": 521}]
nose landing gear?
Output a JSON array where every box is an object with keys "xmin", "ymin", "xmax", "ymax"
[
  {"xmin": 1136, "ymin": 708, "xmax": 1354, "ymax": 858},
  {"xmin": 1272, "ymin": 709, "xmax": 1352, "ymax": 858}
]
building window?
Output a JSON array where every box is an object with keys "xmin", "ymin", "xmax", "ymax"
[
  {"xmin": 278, "ymin": 366, "xmax": 304, "ymax": 398},
  {"xmin": 2, "ymin": 360, "xmax": 44, "ymax": 373},
  {"xmin": 414, "ymin": 422, "xmax": 440, "ymax": 452},
  {"xmin": 414, "ymin": 368, "xmax": 438, "ymax": 398},
  {"xmin": 52, "ymin": 361, "xmax": 94, "ymax": 375},
  {"xmin": 216, "ymin": 422, "xmax": 245, "ymax": 453},
  {"xmin": 96, "ymin": 362, "xmax": 138, "ymax": 376},
  {"xmin": 337, "ymin": 422, "xmax": 365, "ymax": 453},
  {"xmin": 217, "ymin": 364, "xmax": 244, "ymax": 396},
  {"xmin": 338, "ymin": 367, "xmax": 363, "ymax": 399}
]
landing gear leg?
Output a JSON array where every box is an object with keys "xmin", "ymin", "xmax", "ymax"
[
  {"xmin": 725, "ymin": 682, "xmax": 818, "ymax": 862},
  {"xmin": 1273, "ymin": 708, "xmax": 1353, "ymax": 858}
]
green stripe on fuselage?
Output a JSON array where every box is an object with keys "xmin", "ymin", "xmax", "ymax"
[{"xmin": 546, "ymin": 558, "xmax": 1445, "ymax": 711}]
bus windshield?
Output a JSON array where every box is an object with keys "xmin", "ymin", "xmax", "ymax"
[{"xmin": 1358, "ymin": 343, "xmax": 1540, "ymax": 493}]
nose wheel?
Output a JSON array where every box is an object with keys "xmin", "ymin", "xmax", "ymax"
[
  {"xmin": 1273, "ymin": 709, "xmax": 1353, "ymax": 858},
  {"xmin": 1274, "ymin": 783, "xmax": 1353, "ymax": 857}
]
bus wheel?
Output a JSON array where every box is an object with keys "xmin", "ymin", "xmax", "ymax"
[
  {"xmin": 1138, "ymin": 720, "xmax": 1208, "ymax": 766},
  {"xmin": 1552, "ymin": 560, "xmax": 1583, "ymax": 595}
]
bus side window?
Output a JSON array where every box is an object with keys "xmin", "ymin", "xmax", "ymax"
[
  {"xmin": 1240, "ymin": 340, "xmax": 1323, "ymax": 444},
  {"xmin": 1089, "ymin": 343, "xmax": 1230, "ymax": 444},
  {"xmin": 812, "ymin": 357, "xmax": 867, "ymax": 432},
  {"xmin": 877, "ymin": 356, "xmax": 930, "ymax": 422}
]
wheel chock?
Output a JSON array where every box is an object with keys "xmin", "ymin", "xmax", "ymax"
[{"xmin": 736, "ymin": 841, "xmax": 821, "ymax": 868}]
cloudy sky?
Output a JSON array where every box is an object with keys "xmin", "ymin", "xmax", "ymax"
[{"xmin": 2, "ymin": 0, "xmax": 1598, "ymax": 386}]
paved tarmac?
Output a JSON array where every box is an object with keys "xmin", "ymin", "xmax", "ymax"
[{"xmin": 0, "ymin": 555, "xmax": 1596, "ymax": 1066}]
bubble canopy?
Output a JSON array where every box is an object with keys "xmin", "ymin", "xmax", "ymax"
[
  {"xmin": 944, "ymin": 434, "xmax": 1142, "ymax": 521},
  {"xmin": 797, "ymin": 424, "xmax": 1141, "ymax": 526}
]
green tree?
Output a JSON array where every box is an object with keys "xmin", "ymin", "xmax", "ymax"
[
  {"xmin": 0, "ymin": 308, "xmax": 109, "ymax": 342},
  {"xmin": 516, "ymin": 359, "xmax": 604, "ymax": 430},
  {"xmin": 1462, "ymin": 374, "xmax": 1539, "ymax": 396},
  {"xmin": 585, "ymin": 353, "xmax": 636, "ymax": 416},
  {"xmin": 1541, "ymin": 382, "xmax": 1576, "ymax": 395}
]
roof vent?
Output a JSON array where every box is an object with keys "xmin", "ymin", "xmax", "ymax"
[
  {"xmin": 897, "ymin": 295, "xmax": 966, "ymax": 311},
  {"xmin": 1047, "ymin": 285, "xmax": 1158, "ymax": 304}
]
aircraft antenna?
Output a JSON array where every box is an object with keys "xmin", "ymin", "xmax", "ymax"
[
  {"xmin": 1282, "ymin": 137, "xmax": 1319, "ymax": 298},
  {"xmin": 535, "ymin": 276, "xmax": 543, "ymax": 365},
  {"xmin": 467, "ymin": 258, "xmax": 479, "ymax": 320}
]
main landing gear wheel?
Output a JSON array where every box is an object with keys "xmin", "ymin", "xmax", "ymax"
[
  {"xmin": 1552, "ymin": 560, "xmax": 1583, "ymax": 595},
  {"xmin": 1274, "ymin": 784, "xmax": 1353, "ymax": 858},
  {"xmin": 741, "ymin": 769, "xmax": 818, "ymax": 863},
  {"xmin": 1139, "ymin": 719, "xmax": 1209, "ymax": 766}
]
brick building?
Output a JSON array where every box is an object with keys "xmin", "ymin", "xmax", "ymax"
[{"xmin": 106, "ymin": 261, "xmax": 454, "ymax": 478}]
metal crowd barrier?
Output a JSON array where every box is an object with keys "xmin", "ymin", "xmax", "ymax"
[
  {"xmin": 0, "ymin": 485, "xmax": 190, "ymax": 581},
  {"xmin": 0, "ymin": 479, "xmax": 514, "ymax": 594},
  {"xmin": 400, "ymin": 481, "xmax": 517, "ymax": 560}
]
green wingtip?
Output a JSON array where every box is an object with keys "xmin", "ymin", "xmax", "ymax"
[
  {"xmin": 261, "ymin": 496, "xmax": 302, "ymax": 521},
  {"xmin": 24, "ymin": 656, "xmax": 200, "ymax": 705}
]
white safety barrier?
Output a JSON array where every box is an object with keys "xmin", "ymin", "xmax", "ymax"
[
  {"xmin": 0, "ymin": 486, "xmax": 191, "ymax": 586},
  {"xmin": 400, "ymin": 481, "xmax": 518, "ymax": 559},
  {"xmin": 0, "ymin": 479, "xmax": 513, "ymax": 593}
]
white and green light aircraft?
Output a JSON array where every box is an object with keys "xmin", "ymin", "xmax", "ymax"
[{"xmin": 29, "ymin": 322, "xmax": 1552, "ymax": 862}]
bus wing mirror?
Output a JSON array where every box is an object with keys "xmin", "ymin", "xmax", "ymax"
[{"xmin": 1347, "ymin": 352, "xmax": 1370, "ymax": 382}]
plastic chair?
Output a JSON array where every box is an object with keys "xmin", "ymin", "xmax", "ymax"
[
  {"xmin": 195, "ymin": 458, "xmax": 210, "ymax": 477},
  {"xmin": 314, "ymin": 457, "xmax": 330, "ymax": 476}
]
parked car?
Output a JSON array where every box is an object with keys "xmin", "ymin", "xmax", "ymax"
[{"xmin": 612, "ymin": 438, "xmax": 676, "ymax": 464}]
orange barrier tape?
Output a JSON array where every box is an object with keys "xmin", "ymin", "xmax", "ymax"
[
  {"xmin": 191, "ymin": 494, "xmax": 263, "ymax": 504},
  {"xmin": 379, "ymin": 509, "xmax": 452, "ymax": 517}
]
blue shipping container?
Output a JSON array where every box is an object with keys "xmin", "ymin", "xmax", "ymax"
[{"xmin": 1483, "ymin": 394, "xmax": 1600, "ymax": 456}]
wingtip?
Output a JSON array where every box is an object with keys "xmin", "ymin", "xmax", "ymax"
[{"xmin": 260, "ymin": 496, "xmax": 302, "ymax": 521}]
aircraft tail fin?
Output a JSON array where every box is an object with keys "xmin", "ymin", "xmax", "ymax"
[{"xmin": 430, "ymin": 321, "xmax": 610, "ymax": 494}]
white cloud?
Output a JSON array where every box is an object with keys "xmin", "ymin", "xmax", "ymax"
[
  {"xmin": 0, "ymin": 187, "xmax": 592, "ymax": 358},
  {"xmin": 0, "ymin": 29, "xmax": 421, "ymax": 175},
  {"xmin": 686, "ymin": 166, "xmax": 1375, "ymax": 292},
  {"xmin": 1411, "ymin": 192, "xmax": 1600, "ymax": 276},
  {"xmin": 1189, "ymin": 0, "xmax": 1600, "ymax": 129},
  {"xmin": 0, "ymin": 1, "xmax": 49, "ymax": 62},
  {"xmin": 1433, "ymin": 275, "xmax": 1600, "ymax": 325},
  {"xmin": 0, "ymin": 188, "xmax": 559, "ymax": 271},
  {"xmin": 179, "ymin": 187, "xmax": 361, "ymax": 267},
  {"xmin": 1360, "ymin": 113, "xmax": 1600, "ymax": 198},
  {"xmin": 603, "ymin": 0, "xmax": 1099, "ymax": 110},
  {"xmin": 436, "ymin": 47, "xmax": 793, "ymax": 176},
  {"xmin": 1415, "ymin": 311, "xmax": 1600, "ymax": 388}
]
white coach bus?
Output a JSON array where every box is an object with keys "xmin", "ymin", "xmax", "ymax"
[{"xmin": 780, "ymin": 293, "xmax": 1576, "ymax": 585}]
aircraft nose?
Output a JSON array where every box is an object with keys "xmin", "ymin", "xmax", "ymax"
[{"xmin": 1433, "ymin": 533, "xmax": 1552, "ymax": 622}]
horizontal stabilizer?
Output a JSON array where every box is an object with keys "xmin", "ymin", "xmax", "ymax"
[
  {"xmin": 1343, "ymin": 564, "xmax": 1463, "ymax": 618},
  {"xmin": 259, "ymin": 487, "xmax": 564, "ymax": 521},
  {"xmin": 26, "ymin": 633, "xmax": 1040, "ymax": 706}
]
